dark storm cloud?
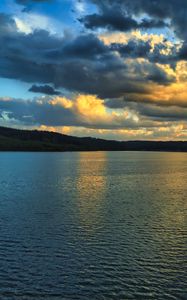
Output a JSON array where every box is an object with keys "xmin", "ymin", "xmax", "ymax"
[
  {"xmin": 80, "ymin": 11, "xmax": 138, "ymax": 31},
  {"xmin": 140, "ymin": 18, "xmax": 168, "ymax": 29},
  {"xmin": 0, "ymin": 13, "xmax": 174, "ymax": 98},
  {"xmin": 0, "ymin": 13, "xmax": 17, "ymax": 34},
  {"xmin": 29, "ymin": 85, "xmax": 61, "ymax": 95},
  {"xmin": 146, "ymin": 66, "xmax": 175, "ymax": 85},
  {"xmin": 179, "ymin": 43, "xmax": 187, "ymax": 60},
  {"xmin": 0, "ymin": 0, "xmax": 186, "ymax": 138},
  {"xmin": 80, "ymin": 10, "xmax": 167, "ymax": 31},
  {"xmin": 136, "ymin": 103, "xmax": 187, "ymax": 121},
  {"xmin": 147, "ymin": 44, "xmax": 178, "ymax": 66},
  {"xmin": 46, "ymin": 34, "xmax": 108, "ymax": 60},
  {"xmin": 111, "ymin": 40, "xmax": 178, "ymax": 66},
  {"xmin": 111, "ymin": 40, "xmax": 151, "ymax": 58},
  {"xmin": 82, "ymin": 0, "xmax": 187, "ymax": 66},
  {"xmin": 88, "ymin": 0, "xmax": 187, "ymax": 38},
  {"xmin": 105, "ymin": 96, "xmax": 187, "ymax": 110},
  {"xmin": 0, "ymin": 12, "xmax": 182, "ymax": 101},
  {"xmin": 105, "ymin": 98, "xmax": 128, "ymax": 109},
  {"xmin": 105, "ymin": 98, "xmax": 187, "ymax": 123},
  {"xmin": 84, "ymin": 0, "xmax": 187, "ymax": 65}
]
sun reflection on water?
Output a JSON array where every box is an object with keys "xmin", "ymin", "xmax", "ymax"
[{"xmin": 76, "ymin": 152, "xmax": 107, "ymax": 233}]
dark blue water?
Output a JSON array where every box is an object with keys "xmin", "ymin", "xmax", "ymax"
[{"xmin": 0, "ymin": 151, "xmax": 186, "ymax": 300}]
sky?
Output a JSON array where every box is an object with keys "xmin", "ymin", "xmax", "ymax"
[{"xmin": 0, "ymin": 0, "xmax": 187, "ymax": 140}]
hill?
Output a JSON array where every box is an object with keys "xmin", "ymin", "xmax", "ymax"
[{"xmin": 0, "ymin": 126, "xmax": 187, "ymax": 152}]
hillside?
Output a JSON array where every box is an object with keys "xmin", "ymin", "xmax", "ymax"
[{"xmin": 0, "ymin": 126, "xmax": 187, "ymax": 152}]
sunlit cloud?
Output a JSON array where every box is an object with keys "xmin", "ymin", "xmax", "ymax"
[{"xmin": 1, "ymin": 0, "xmax": 187, "ymax": 140}]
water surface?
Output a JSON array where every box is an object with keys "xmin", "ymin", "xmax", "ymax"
[{"xmin": 0, "ymin": 151, "xmax": 186, "ymax": 299}]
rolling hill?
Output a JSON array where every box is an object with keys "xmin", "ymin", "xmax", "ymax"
[{"xmin": 0, "ymin": 126, "xmax": 187, "ymax": 152}]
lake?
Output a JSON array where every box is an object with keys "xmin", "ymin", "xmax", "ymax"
[{"xmin": 0, "ymin": 151, "xmax": 186, "ymax": 299}]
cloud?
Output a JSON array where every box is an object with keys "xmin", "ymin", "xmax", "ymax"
[
  {"xmin": 0, "ymin": 13, "xmax": 17, "ymax": 34},
  {"xmin": 135, "ymin": 103, "xmax": 187, "ymax": 121},
  {"xmin": 82, "ymin": 0, "xmax": 187, "ymax": 65},
  {"xmin": 47, "ymin": 34, "xmax": 108, "ymax": 60},
  {"xmin": 80, "ymin": 11, "xmax": 139, "ymax": 31},
  {"xmin": 111, "ymin": 40, "xmax": 152, "ymax": 58},
  {"xmin": 0, "ymin": 13, "xmax": 178, "ymax": 100},
  {"xmin": 87, "ymin": 0, "xmax": 187, "ymax": 40},
  {"xmin": 29, "ymin": 84, "xmax": 61, "ymax": 95},
  {"xmin": 179, "ymin": 43, "xmax": 187, "ymax": 60},
  {"xmin": 0, "ymin": 94, "xmax": 146, "ymax": 129},
  {"xmin": 38, "ymin": 124, "xmax": 186, "ymax": 141},
  {"xmin": 146, "ymin": 65, "xmax": 175, "ymax": 85},
  {"xmin": 80, "ymin": 10, "xmax": 167, "ymax": 31},
  {"xmin": 1, "ymin": 94, "xmax": 187, "ymax": 140},
  {"xmin": 1, "ymin": 2, "xmax": 187, "ymax": 141},
  {"xmin": 1, "ymin": 93, "xmax": 187, "ymax": 129},
  {"xmin": 105, "ymin": 76, "xmax": 187, "ymax": 111},
  {"xmin": 0, "ymin": 96, "xmax": 75, "ymax": 127}
]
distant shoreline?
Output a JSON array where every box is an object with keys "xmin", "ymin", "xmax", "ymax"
[
  {"xmin": 1, "ymin": 150, "xmax": 187, "ymax": 153},
  {"xmin": 1, "ymin": 126, "xmax": 187, "ymax": 152}
]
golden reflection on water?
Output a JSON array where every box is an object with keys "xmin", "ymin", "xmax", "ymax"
[{"xmin": 76, "ymin": 152, "xmax": 107, "ymax": 233}]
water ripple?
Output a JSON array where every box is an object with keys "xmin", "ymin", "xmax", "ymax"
[{"xmin": 0, "ymin": 151, "xmax": 186, "ymax": 299}]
